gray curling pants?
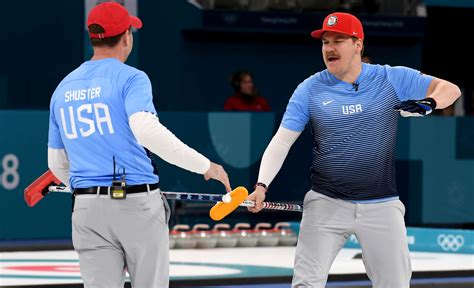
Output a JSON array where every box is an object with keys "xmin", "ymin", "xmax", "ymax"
[
  {"xmin": 72, "ymin": 189, "xmax": 170, "ymax": 288},
  {"xmin": 292, "ymin": 191, "xmax": 411, "ymax": 288}
]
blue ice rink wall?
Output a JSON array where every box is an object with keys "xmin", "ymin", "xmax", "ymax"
[
  {"xmin": 0, "ymin": 110, "xmax": 473, "ymax": 240},
  {"xmin": 347, "ymin": 227, "xmax": 474, "ymax": 254},
  {"xmin": 287, "ymin": 222, "xmax": 474, "ymax": 254}
]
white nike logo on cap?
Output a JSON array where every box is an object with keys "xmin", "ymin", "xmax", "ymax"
[{"xmin": 323, "ymin": 100, "xmax": 334, "ymax": 106}]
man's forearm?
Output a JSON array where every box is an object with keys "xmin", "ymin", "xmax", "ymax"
[
  {"xmin": 48, "ymin": 148, "xmax": 70, "ymax": 186},
  {"xmin": 129, "ymin": 112, "xmax": 210, "ymax": 174},
  {"xmin": 429, "ymin": 79, "xmax": 462, "ymax": 109},
  {"xmin": 257, "ymin": 126, "xmax": 301, "ymax": 187}
]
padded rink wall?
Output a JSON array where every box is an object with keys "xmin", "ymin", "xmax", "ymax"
[
  {"xmin": 288, "ymin": 223, "xmax": 474, "ymax": 255},
  {"xmin": 0, "ymin": 110, "xmax": 473, "ymax": 241}
]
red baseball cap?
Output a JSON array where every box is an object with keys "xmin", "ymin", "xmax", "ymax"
[
  {"xmin": 87, "ymin": 2, "xmax": 142, "ymax": 39},
  {"xmin": 311, "ymin": 12, "xmax": 364, "ymax": 40}
]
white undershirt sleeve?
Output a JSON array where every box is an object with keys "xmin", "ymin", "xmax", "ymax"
[
  {"xmin": 129, "ymin": 111, "xmax": 211, "ymax": 174},
  {"xmin": 257, "ymin": 126, "xmax": 301, "ymax": 187},
  {"xmin": 48, "ymin": 148, "xmax": 70, "ymax": 187}
]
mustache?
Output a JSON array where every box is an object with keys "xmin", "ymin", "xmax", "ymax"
[{"xmin": 325, "ymin": 52, "xmax": 340, "ymax": 58}]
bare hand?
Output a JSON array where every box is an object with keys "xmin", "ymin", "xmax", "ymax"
[
  {"xmin": 204, "ymin": 162, "xmax": 231, "ymax": 192},
  {"xmin": 247, "ymin": 186, "xmax": 266, "ymax": 213}
]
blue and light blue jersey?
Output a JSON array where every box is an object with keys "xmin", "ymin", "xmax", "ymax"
[
  {"xmin": 282, "ymin": 63, "xmax": 433, "ymax": 201},
  {"xmin": 48, "ymin": 58, "xmax": 158, "ymax": 189}
]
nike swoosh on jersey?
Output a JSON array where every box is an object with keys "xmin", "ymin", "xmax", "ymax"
[{"xmin": 322, "ymin": 100, "xmax": 334, "ymax": 106}]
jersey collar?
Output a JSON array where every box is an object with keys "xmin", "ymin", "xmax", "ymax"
[{"xmin": 326, "ymin": 63, "xmax": 368, "ymax": 90}]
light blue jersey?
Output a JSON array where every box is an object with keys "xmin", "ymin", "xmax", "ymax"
[
  {"xmin": 48, "ymin": 58, "xmax": 158, "ymax": 189},
  {"xmin": 282, "ymin": 64, "xmax": 433, "ymax": 201}
]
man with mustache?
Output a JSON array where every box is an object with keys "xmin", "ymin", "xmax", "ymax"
[{"xmin": 247, "ymin": 12, "xmax": 461, "ymax": 287}]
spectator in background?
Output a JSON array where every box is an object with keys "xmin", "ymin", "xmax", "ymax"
[
  {"xmin": 224, "ymin": 71, "xmax": 271, "ymax": 112},
  {"xmin": 362, "ymin": 53, "xmax": 372, "ymax": 64}
]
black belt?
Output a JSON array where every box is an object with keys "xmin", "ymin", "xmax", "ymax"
[{"xmin": 74, "ymin": 183, "xmax": 159, "ymax": 196}]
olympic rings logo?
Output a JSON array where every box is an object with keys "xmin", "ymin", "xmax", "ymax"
[{"xmin": 437, "ymin": 234, "xmax": 464, "ymax": 252}]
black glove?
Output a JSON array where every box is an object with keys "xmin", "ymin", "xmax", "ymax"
[{"xmin": 394, "ymin": 98, "xmax": 437, "ymax": 117}]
